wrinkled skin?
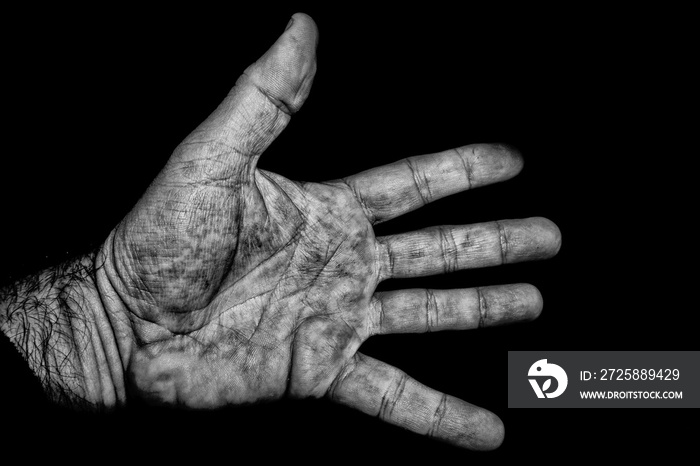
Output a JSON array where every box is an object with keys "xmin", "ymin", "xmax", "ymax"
[
  {"xmin": 113, "ymin": 168, "xmax": 378, "ymax": 403},
  {"xmin": 95, "ymin": 13, "xmax": 560, "ymax": 451}
]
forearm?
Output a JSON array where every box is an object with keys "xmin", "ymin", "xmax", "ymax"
[{"xmin": 0, "ymin": 250, "xmax": 127, "ymax": 409}]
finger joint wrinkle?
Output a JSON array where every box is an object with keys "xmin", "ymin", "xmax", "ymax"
[
  {"xmin": 425, "ymin": 288, "xmax": 438, "ymax": 332},
  {"xmin": 405, "ymin": 157, "xmax": 433, "ymax": 206},
  {"xmin": 428, "ymin": 393, "xmax": 449, "ymax": 438},
  {"xmin": 379, "ymin": 373, "xmax": 408, "ymax": 420},
  {"xmin": 495, "ymin": 221, "xmax": 509, "ymax": 264},
  {"xmin": 437, "ymin": 226, "xmax": 457, "ymax": 274},
  {"xmin": 254, "ymin": 83, "xmax": 294, "ymax": 116},
  {"xmin": 476, "ymin": 287, "xmax": 488, "ymax": 328},
  {"xmin": 378, "ymin": 239, "xmax": 395, "ymax": 279},
  {"xmin": 455, "ymin": 147, "xmax": 473, "ymax": 190},
  {"xmin": 372, "ymin": 297, "xmax": 386, "ymax": 335},
  {"xmin": 327, "ymin": 357, "xmax": 358, "ymax": 401},
  {"xmin": 340, "ymin": 178, "xmax": 376, "ymax": 224}
]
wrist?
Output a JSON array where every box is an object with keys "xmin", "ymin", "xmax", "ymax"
[{"xmin": 0, "ymin": 249, "xmax": 128, "ymax": 409}]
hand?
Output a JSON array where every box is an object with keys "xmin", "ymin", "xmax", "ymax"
[{"xmin": 5, "ymin": 13, "xmax": 560, "ymax": 451}]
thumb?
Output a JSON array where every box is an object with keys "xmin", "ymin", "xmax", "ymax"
[
  {"xmin": 173, "ymin": 13, "xmax": 318, "ymax": 176},
  {"xmin": 243, "ymin": 13, "xmax": 318, "ymax": 117}
]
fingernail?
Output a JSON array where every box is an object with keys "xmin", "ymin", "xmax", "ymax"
[{"xmin": 285, "ymin": 16, "xmax": 294, "ymax": 31}]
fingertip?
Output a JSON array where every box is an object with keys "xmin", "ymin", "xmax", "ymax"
[
  {"xmin": 532, "ymin": 216, "xmax": 562, "ymax": 257},
  {"xmin": 468, "ymin": 409, "xmax": 505, "ymax": 451},
  {"xmin": 479, "ymin": 283, "xmax": 543, "ymax": 326},
  {"xmin": 493, "ymin": 142, "xmax": 524, "ymax": 177},
  {"xmin": 245, "ymin": 13, "xmax": 319, "ymax": 115},
  {"xmin": 529, "ymin": 283, "xmax": 544, "ymax": 320},
  {"xmin": 509, "ymin": 217, "xmax": 561, "ymax": 261},
  {"xmin": 286, "ymin": 12, "xmax": 319, "ymax": 48},
  {"xmin": 445, "ymin": 398, "xmax": 506, "ymax": 451},
  {"xmin": 289, "ymin": 12, "xmax": 318, "ymax": 33},
  {"xmin": 469, "ymin": 143, "xmax": 524, "ymax": 188},
  {"xmin": 521, "ymin": 283, "xmax": 544, "ymax": 321},
  {"xmin": 483, "ymin": 411, "xmax": 506, "ymax": 450}
]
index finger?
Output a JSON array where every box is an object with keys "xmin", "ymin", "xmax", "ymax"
[{"xmin": 341, "ymin": 143, "xmax": 523, "ymax": 224}]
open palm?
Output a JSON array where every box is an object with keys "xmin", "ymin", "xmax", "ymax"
[{"xmin": 98, "ymin": 13, "xmax": 560, "ymax": 451}]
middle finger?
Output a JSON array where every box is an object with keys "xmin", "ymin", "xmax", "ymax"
[{"xmin": 375, "ymin": 217, "xmax": 561, "ymax": 280}]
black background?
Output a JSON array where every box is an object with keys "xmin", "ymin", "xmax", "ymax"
[{"xmin": 1, "ymin": 3, "xmax": 693, "ymax": 462}]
